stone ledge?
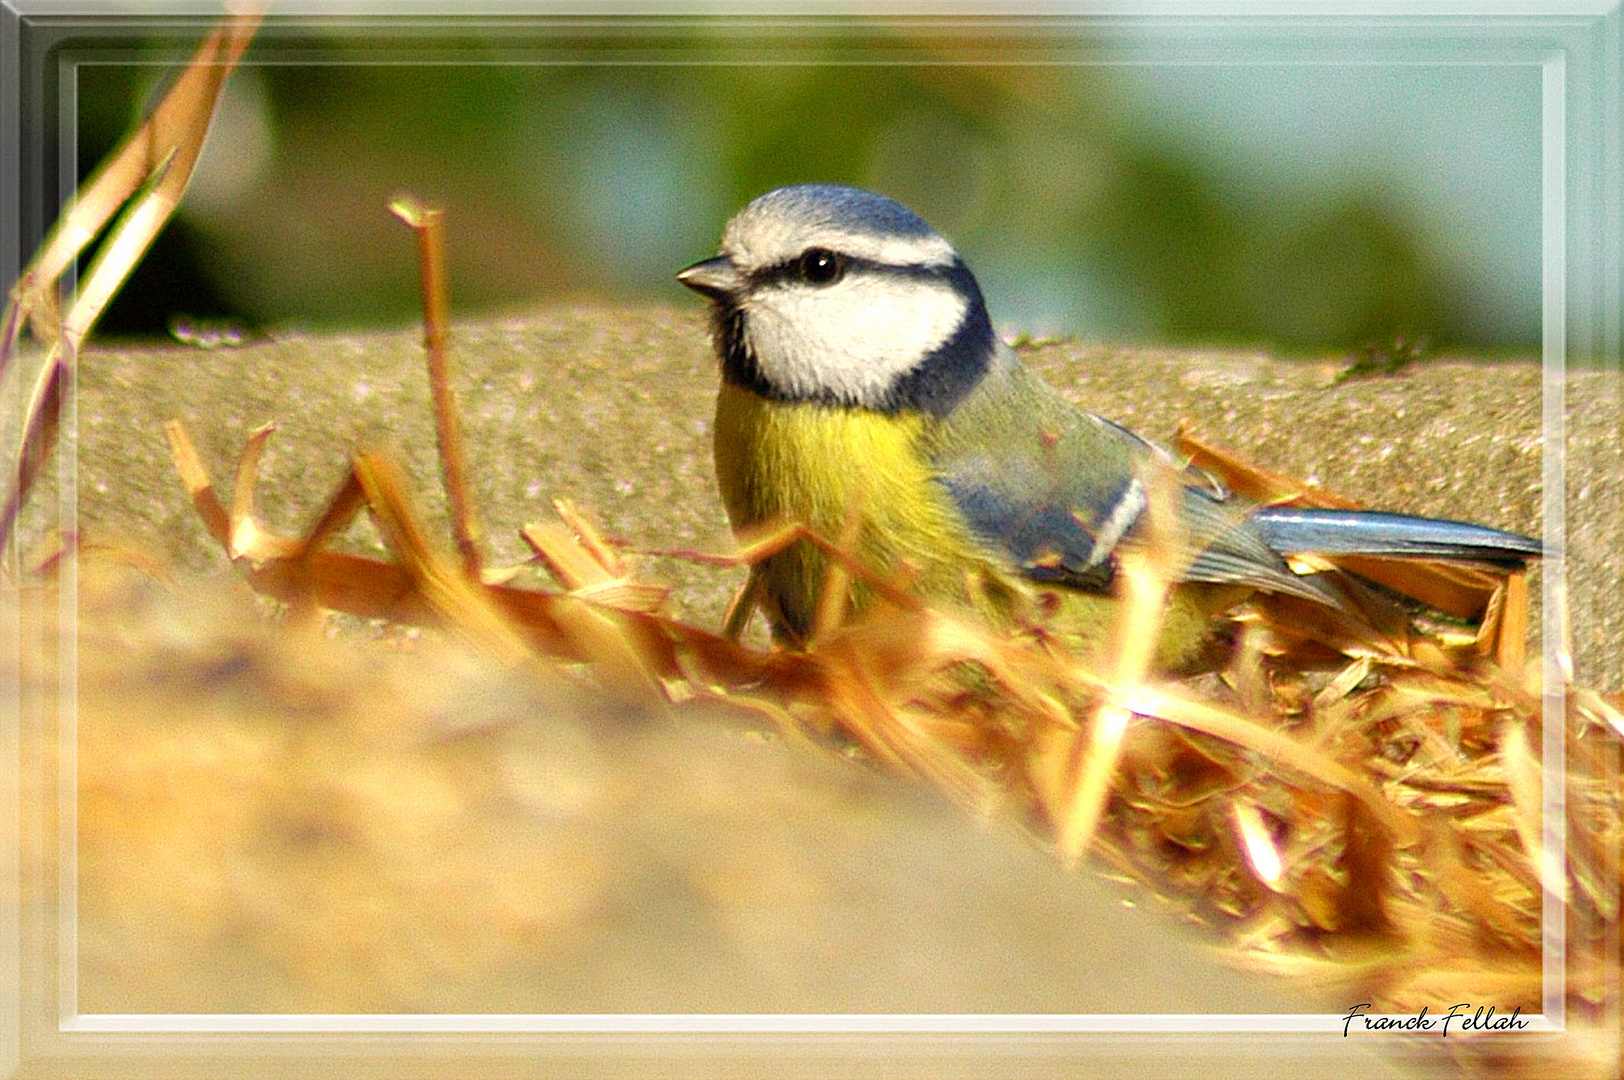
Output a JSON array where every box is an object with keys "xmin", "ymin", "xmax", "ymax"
[{"xmin": 20, "ymin": 303, "xmax": 1616, "ymax": 688}]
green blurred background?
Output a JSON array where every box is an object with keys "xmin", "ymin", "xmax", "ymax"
[{"xmin": 75, "ymin": 22, "xmax": 1542, "ymax": 354}]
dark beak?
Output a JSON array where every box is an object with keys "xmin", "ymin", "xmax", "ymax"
[{"xmin": 676, "ymin": 255, "xmax": 742, "ymax": 301}]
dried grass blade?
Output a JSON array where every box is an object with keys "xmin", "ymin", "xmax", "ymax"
[
  {"xmin": 1573, "ymin": 688, "xmax": 1624, "ymax": 742},
  {"xmin": 60, "ymin": 151, "xmax": 177, "ymax": 348},
  {"xmin": 921, "ymin": 615, "xmax": 1080, "ymax": 730},
  {"xmin": 1233, "ymin": 801, "xmax": 1284, "ymax": 890},
  {"xmin": 552, "ymin": 497, "xmax": 625, "ymax": 578},
  {"xmin": 227, "ymin": 421, "xmax": 275, "ymax": 545},
  {"xmin": 566, "ymin": 578, "xmax": 670, "ymax": 614},
  {"xmin": 523, "ymin": 521, "xmax": 615, "ymax": 591},
  {"xmin": 1494, "ymin": 570, "xmax": 1528, "ymax": 674},
  {"xmin": 221, "ymin": 423, "xmax": 299, "ymax": 563},
  {"xmin": 1422, "ymin": 825, "xmax": 1532, "ymax": 942},
  {"xmin": 818, "ymin": 638, "xmax": 1004, "ymax": 811},
  {"xmin": 1053, "ymin": 678, "xmax": 1133, "ymax": 863},
  {"xmin": 291, "ymin": 468, "xmax": 368, "ymax": 559},
  {"xmin": 390, "ymin": 192, "xmax": 481, "ymax": 578},
  {"xmin": 1312, "ymin": 655, "xmax": 1374, "ymax": 713},
  {"xmin": 162, "ymin": 419, "xmax": 230, "ymax": 545},
  {"xmin": 10, "ymin": 14, "xmax": 259, "ymax": 336},
  {"xmin": 1331, "ymin": 554, "xmax": 1501, "ymax": 622},
  {"xmin": 0, "ymin": 271, "xmax": 38, "ymax": 387},
  {"xmin": 548, "ymin": 597, "xmax": 666, "ymax": 707},
  {"xmin": 352, "ymin": 452, "xmax": 530, "ymax": 667},
  {"xmin": 1126, "ymin": 682, "xmax": 1419, "ymax": 845},
  {"xmin": 742, "ymin": 521, "xmax": 923, "ymax": 616},
  {"xmin": 1499, "ymin": 719, "xmax": 1564, "ymax": 903},
  {"xmin": 0, "ymin": 347, "xmax": 68, "ymax": 552},
  {"xmin": 1244, "ymin": 592, "xmax": 1407, "ymax": 661},
  {"xmin": 809, "ymin": 499, "xmax": 865, "ymax": 649},
  {"xmin": 1176, "ymin": 425, "xmax": 1360, "ymax": 508},
  {"xmin": 1, "ymin": 13, "xmax": 261, "ymax": 558},
  {"xmin": 1052, "ymin": 464, "xmax": 1182, "ymax": 865},
  {"xmin": 814, "ymin": 645, "xmax": 916, "ymax": 776},
  {"xmin": 245, "ymin": 549, "xmax": 428, "ymax": 624}
]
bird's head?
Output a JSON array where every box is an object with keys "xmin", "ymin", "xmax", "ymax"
[{"xmin": 677, "ymin": 184, "xmax": 999, "ymax": 417}]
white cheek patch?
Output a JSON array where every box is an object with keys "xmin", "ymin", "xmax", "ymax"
[{"xmin": 743, "ymin": 274, "xmax": 969, "ymax": 405}]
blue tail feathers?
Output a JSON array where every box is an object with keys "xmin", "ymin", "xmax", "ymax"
[{"xmin": 1251, "ymin": 507, "xmax": 1543, "ymax": 567}]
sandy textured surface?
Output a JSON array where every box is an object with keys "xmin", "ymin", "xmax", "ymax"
[
  {"xmin": 6, "ymin": 562, "xmax": 1437, "ymax": 1078},
  {"xmin": 20, "ymin": 303, "xmax": 1615, "ymax": 687}
]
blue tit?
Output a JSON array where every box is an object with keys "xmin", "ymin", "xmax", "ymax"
[{"xmin": 676, "ymin": 183, "xmax": 1541, "ymax": 668}]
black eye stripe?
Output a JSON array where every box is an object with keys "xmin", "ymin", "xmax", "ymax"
[{"xmin": 748, "ymin": 253, "xmax": 956, "ymax": 290}]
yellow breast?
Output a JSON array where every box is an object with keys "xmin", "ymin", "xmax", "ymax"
[{"xmin": 711, "ymin": 382, "xmax": 1008, "ymax": 642}]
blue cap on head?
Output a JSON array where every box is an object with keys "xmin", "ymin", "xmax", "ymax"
[{"xmin": 749, "ymin": 183, "xmax": 938, "ymax": 241}]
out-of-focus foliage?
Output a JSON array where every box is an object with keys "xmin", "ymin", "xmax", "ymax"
[{"xmin": 74, "ymin": 25, "xmax": 1541, "ymax": 352}]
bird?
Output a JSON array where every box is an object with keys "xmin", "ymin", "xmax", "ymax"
[{"xmin": 676, "ymin": 183, "xmax": 1541, "ymax": 668}]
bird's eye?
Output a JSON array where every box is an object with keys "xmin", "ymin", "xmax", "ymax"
[{"xmin": 795, "ymin": 248, "xmax": 845, "ymax": 286}]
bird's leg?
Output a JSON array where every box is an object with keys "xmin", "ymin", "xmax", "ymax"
[{"xmin": 721, "ymin": 568, "xmax": 762, "ymax": 642}]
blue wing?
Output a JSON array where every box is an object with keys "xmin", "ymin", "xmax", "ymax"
[
  {"xmin": 925, "ymin": 356, "xmax": 1539, "ymax": 608},
  {"xmin": 926, "ymin": 360, "xmax": 1342, "ymax": 605}
]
